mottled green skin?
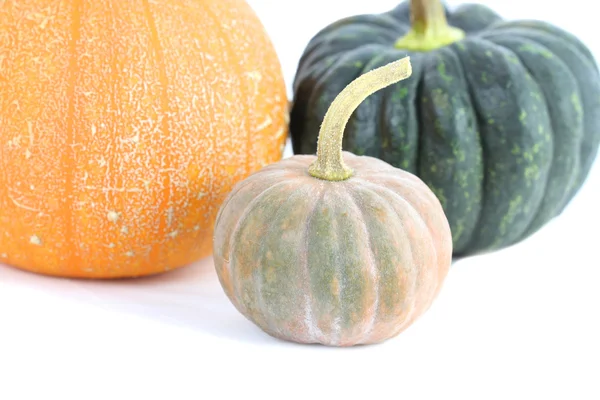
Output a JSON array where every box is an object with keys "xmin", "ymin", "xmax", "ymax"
[{"xmin": 290, "ymin": 2, "xmax": 600, "ymax": 256}]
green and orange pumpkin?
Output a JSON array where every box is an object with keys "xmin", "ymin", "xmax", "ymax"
[{"xmin": 214, "ymin": 58, "xmax": 452, "ymax": 346}]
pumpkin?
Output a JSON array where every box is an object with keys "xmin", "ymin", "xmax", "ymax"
[
  {"xmin": 289, "ymin": 0, "xmax": 600, "ymax": 257},
  {"xmin": 213, "ymin": 58, "xmax": 452, "ymax": 346},
  {"xmin": 0, "ymin": 0, "xmax": 287, "ymax": 278}
]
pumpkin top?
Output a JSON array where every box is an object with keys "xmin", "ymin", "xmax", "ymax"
[{"xmin": 394, "ymin": 0, "xmax": 465, "ymax": 51}]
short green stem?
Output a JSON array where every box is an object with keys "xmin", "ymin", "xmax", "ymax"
[
  {"xmin": 394, "ymin": 0, "xmax": 465, "ymax": 51},
  {"xmin": 308, "ymin": 57, "xmax": 413, "ymax": 181}
]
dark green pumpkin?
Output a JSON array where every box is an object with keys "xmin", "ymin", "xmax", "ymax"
[{"xmin": 290, "ymin": 0, "xmax": 600, "ymax": 257}]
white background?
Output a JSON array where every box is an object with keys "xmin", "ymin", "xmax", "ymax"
[{"xmin": 1, "ymin": 1, "xmax": 599, "ymax": 399}]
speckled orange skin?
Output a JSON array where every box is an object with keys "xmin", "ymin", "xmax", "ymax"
[
  {"xmin": 0, "ymin": 0, "xmax": 288, "ymax": 278},
  {"xmin": 213, "ymin": 152, "xmax": 452, "ymax": 346}
]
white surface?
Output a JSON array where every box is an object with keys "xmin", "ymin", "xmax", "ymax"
[{"xmin": 1, "ymin": 1, "xmax": 599, "ymax": 399}]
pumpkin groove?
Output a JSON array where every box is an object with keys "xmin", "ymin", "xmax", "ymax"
[
  {"xmin": 418, "ymin": 46, "xmax": 483, "ymax": 250},
  {"xmin": 142, "ymin": 0, "xmax": 175, "ymax": 269},
  {"xmin": 63, "ymin": 0, "xmax": 82, "ymax": 270}
]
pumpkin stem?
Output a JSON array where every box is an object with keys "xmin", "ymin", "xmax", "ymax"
[
  {"xmin": 308, "ymin": 57, "xmax": 413, "ymax": 181},
  {"xmin": 394, "ymin": 0, "xmax": 465, "ymax": 51}
]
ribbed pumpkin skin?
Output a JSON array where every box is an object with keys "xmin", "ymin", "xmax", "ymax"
[
  {"xmin": 213, "ymin": 152, "xmax": 452, "ymax": 346},
  {"xmin": 290, "ymin": 2, "xmax": 600, "ymax": 257},
  {"xmin": 0, "ymin": 0, "xmax": 287, "ymax": 278}
]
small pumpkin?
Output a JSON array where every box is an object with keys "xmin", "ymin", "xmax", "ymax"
[
  {"xmin": 290, "ymin": 0, "xmax": 600, "ymax": 257},
  {"xmin": 214, "ymin": 58, "xmax": 452, "ymax": 346},
  {"xmin": 0, "ymin": 0, "xmax": 287, "ymax": 278}
]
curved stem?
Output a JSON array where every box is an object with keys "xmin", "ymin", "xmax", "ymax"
[{"xmin": 308, "ymin": 57, "xmax": 413, "ymax": 181}]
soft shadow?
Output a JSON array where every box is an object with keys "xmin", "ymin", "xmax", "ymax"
[
  {"xmin": 0, "ymin": 258, "xmax": 293, "ymax": 347},
  {"xmin": 0, "ymin": 259, "xmax": 405, "ymax": 351}
]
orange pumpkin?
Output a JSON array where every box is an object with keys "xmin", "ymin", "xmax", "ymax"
[{"xmin": 0, "ymin": 0, "xmax": 288, "ymax": 278}]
